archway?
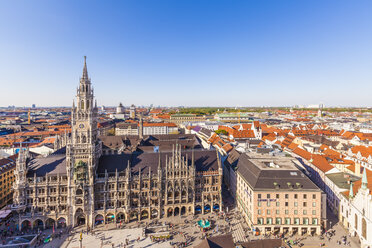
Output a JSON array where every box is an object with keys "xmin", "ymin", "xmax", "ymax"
[
  {"xmin": 181, "ymin": 206, "xmax": 186, "ymax": 215},
  {"xmin": 213, "ymin": 204, "xmax": 220, "ymax": 212},
  {"xmin": 195, "ymin": 205, "xmax": 202, "ymax": 214},
  {"xmin": 141, "ymin": 210, "xmax": 149, "ymax": 220},
  {"xmin": 167, "ymin": 208, "xmax": 173, "ymax": 217},
  {"xmin": 116, "ymin": 212, "xmax": 125, "ymax": 223},
  {"xmin": 57, "ymin": 217, "xmax": 66, "ymax": 228},
  {"xmin": 76, "ymin": 188, "xmax": 83, "ymax": 195},
  {"xmin": 174, "ymin": 207, "xmax": 180, "ymax": 216},
  {"xmin": 204, "ymin": 204, "xmax": 211, "ymax": 213},
  {"xmin": 151, "ymin": 209, "xmax": 158, "ymax": 219},
  {"xmin": 33, "ymin": 219, "xmax": 44, "ymax": 229},
  {"xmin": 130, "ymin": 211, "xmax": 138, "ymax": 222},
  {"xmin": 21, "ymin": 220, "xmax": 31, "ymax": 231},
  {"xmin": 75, "ymin": 208, "xmax": 85, "ymax": 226},
  {"xmin": 45, "ymin": 218, "xmax": 55, "ymax": 229},
  {"xmin": 95, "ymin": 214, "xmax": 104, "ymax": 226},
  {"xmin": 76, "ymin": 198, "xmax": 83, "ymax": 205},
  {"xmin": 106, "ymin": 213, "xmax": 115, "ymax": 223}
]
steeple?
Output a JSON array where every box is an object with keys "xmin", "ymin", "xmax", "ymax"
[
  {"xmin": 361, "ymin": 168, "xmax": 368, "ymax": 189},
  {"xmin": 349, "ymin": 182, "xmax": 354, "ymax": 198},
  {"xmin": 82, "ymin": 56, "xmax": 88, "ymax": 80}
]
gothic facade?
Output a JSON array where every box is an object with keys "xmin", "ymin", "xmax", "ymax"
[{"xmin": 12, "ymin": 58, "xmax": 223, "ymax": 230}]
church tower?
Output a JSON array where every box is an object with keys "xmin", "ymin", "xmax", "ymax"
[{"xmin": 66, "ymin": 56, "xmax": 101, "ymax": 228}]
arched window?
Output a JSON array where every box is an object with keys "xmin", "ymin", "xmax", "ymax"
[
  {"xmin": 362, "ymin": 218, "xmax": 367, "ymax": 239},
  {"xmin": 82, "ymin": 135, "xmax": 86, "ymax": 143},
  {"xmin": 81, "ymin": 100, "xmax": 84, "ymax": 110},
  {"xmin": 355, "ymin": 214, "xmax": 358, "ymax": 230}
]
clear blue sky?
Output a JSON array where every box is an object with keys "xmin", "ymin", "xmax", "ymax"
[{"xmin": 1, "ymin": 0, "xmax": 371, "ymax": 107}]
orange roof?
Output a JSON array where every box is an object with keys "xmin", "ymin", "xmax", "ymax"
[
  {"xmin": 292, "ymin": 147, "xmax": 312, "ymax": 161},
  {"xmin": 312, "ymin": 155, "xmax": 334, "ymax": 173},
  {"xmin": 287, "ymin": 142, "xmax": 298, "ymax": 150}
]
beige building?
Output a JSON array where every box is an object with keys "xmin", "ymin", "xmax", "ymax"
[
  {"xmin": 236, "ymin": 153, "xmax": 325, "ymax": 235},
  {"xmin": 170, "ymin": 114, "xmax": 206, "ymax": 125}
]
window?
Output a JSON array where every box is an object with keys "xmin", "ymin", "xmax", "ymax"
[
  {"xmin": 285, "ymin": 202, "xmax": 288, "ymax": 207},
  {"xmin": 267, "ymin": 201, "xmax": 270, "ymax": 207},
  {"xmin": 303, "ymin": 194, "xmax": 307, "ymax": 199},
  {"xmin": 266, "ymin": 218, "xmax": 272, "ymax": 225},
  {"xmin": 294, "ymin": 194, "xmax": 298, "ymax": 199},
  {"xmin": 275, "ymin": 218, "xmax": 282, "ymax": 225},
  {"xmin": 312, "ymin": 202, "xmax": 316, "ymax": 207},
  {"xmin": 312, "ymin": 210, "xmax": 316, "ymax": 215},
  {"xmin": 294, "ymin": 202, "xmax": 298, "ymax": 207},
  {"xmin": 258, "ymin": 194, "xmax": 261, "ymax": 199},
  {"xmin": 258, "ymin": 202, "xmax": 262, "ymax": 207},
  {"xmin": 276, "ymin": 194, "xmax": 279, "ymax": 199},
  {"xmin": 294, "ymin": 210, "xmax": 298, "ymax": 215},
  {"xmin": 312, "ymin": 194, "xmax": 316, "ymax": 199},
  {"xmin": 303, "ymin": 218, "xmax": 309, "ymax": 225},
  {"xmin": 276, "ymin": 202, "xmax": 280, "ymax": 207},
  {"xmin": 285, "ymin": 194, "xmax": 289, "ymax": 199},
  {"xmin": 312, "ymin": 218, "xmax": 318, "ymax": 225},
  {"xmin": 285, "ymin": 210, "xmax": 289, "ymax": 214},
  {"xmin": 267, "ymin": 209, "xmax": 270, "ymax": 215},
  {"xmin": 276, "ymin": 210, "xmax": 280, "ymax": 214},
  {"xmin": 267, "ymin": 194, "xmax": 270, "ymax": 199},
  {"xmin": 303, "ymin": 202, "xmax": 307, "ymax": 207},
  {"xmin": 294, "ymin": 218, "xmax": 300, "ymax": 225},
  {"xmin": 303, "ymin": 210, "xmax": 307, "ymax": 215},
  {"xmin": 257, "ymin": 218, "xmax": 264, "ymax": 225},
  {"xmin": 285, "ymin": 218, "xmax": 291, "ymax": 225}
]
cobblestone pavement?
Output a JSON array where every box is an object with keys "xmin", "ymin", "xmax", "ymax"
[
  {"xmin": 63, "ymin": 228, "xmax": 172, "ymax": 248},
  {"xmin": 230, "ymin": 214, "xmax": 249, "ymax": 243}
]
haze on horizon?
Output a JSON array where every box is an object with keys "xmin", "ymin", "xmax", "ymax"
[{"xmin": 0, "ymin": 0, "xmax": 372, "ymax": 108}]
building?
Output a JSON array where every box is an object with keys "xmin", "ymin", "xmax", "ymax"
[
  {"xmin": 0, "ymin": 154, "xmax": 17, "ymax": 209},
  {"xmin": 115, "ymin": 123, "xmax": 139, "ymax": 135},
  {"xmin": 236, "ymin": 153, "xmax": 325, "ymax": 235},
  {"xmin": 339, "ymin": 169, "xmax": 372, "ymax": 247},
  {"xmin": 170, "ymin": 114, "xmax": 206, "ymax": 125},
  {"xmin": 115, "ymin": 122, "xmax": 178, "ymax": 136},
  {"xmin": 130, "ymin": 104, "xmax": 136, "ymax": 119},
  {"xmin": 11, "ymin": 57, "xmax": 223, "ymax": 230},
  {"xmin": 109, "ymin": 103, "xmax": 125, "ymax": 119}
]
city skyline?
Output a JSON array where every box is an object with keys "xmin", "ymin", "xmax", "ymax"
[{"xmin": 1, "ymin": 0, "xmax": 372, "ymax": 107}]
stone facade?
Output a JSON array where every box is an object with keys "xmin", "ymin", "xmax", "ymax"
[{"xmin": 11, "ymin": 57, "xmax": 223, "ymax": 231}]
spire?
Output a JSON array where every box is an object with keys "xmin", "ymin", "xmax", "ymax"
[
  {"xmin": 362, "ymin": 168, "xmax": 368, "ymax": 189},
  {"xmin": 349, "ymin": 182, "xmax": 354, "ymax": 198},
  {"xmin": 82, "ymin": 56, "xmax": 88, "ymax": 80}
]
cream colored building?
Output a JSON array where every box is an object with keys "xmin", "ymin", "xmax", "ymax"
[{"xmin": 236, "ymin": 153, "xmax": 324, "ymax": 235}]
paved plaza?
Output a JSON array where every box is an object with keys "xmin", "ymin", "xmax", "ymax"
[{"xmin": 0, "ymin": 188, "xmax": 364, "ymax": 248}]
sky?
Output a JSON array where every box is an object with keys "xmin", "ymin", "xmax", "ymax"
[{"xmin": 0, "ymin": 0, "xmax": 372, "ymax": 108}]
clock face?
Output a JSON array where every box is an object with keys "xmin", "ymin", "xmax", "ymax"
[{"xmin": 79, "ymin": 124, "xmax": 85, "ymax": 129}]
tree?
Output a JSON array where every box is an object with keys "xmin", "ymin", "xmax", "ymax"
[{"xmin": 215, "ymin": 129, "xmax": 228, "ymax": 135}]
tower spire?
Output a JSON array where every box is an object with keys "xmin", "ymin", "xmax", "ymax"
[
  {"xmin": 349, "ymin": 182, "xmax": 354, "ymax": 198},
  {"xmin": 82, "ymin": 56, "xmax": 88, "ymax": 80}
]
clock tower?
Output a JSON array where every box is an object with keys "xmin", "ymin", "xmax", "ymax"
[{"xmin": 66, "ymin": 56, "xmax": 101, "ymax": 228}]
